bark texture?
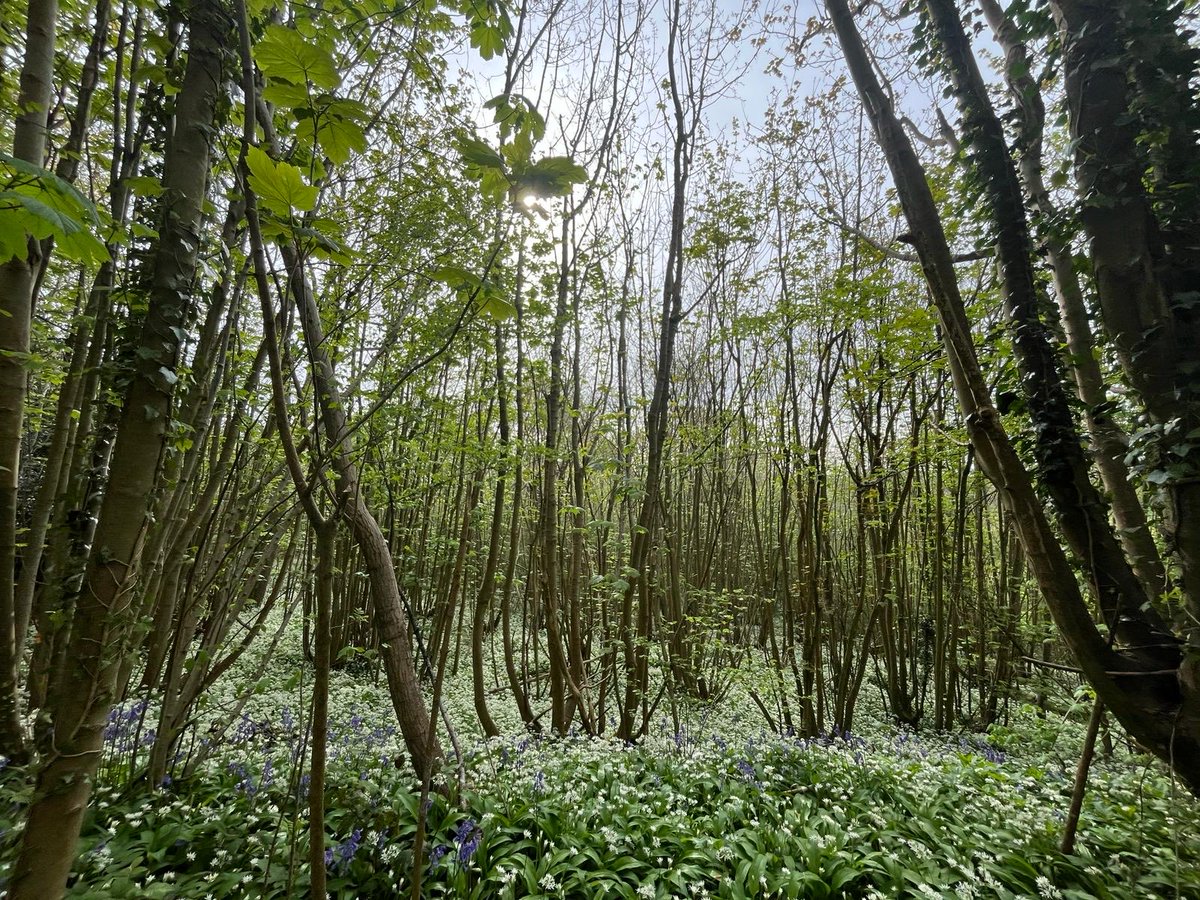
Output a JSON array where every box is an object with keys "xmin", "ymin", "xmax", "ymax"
[{"xmin": 10, "ymin": 1, "xmax": 230, "ymax": 893}]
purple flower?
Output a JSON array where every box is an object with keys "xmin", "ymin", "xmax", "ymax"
[
  {"xmin": 228, "ymin": 761, "xmax": 256, "ymax": 795},
  {"xmin": 454, "ymin": 818, "xmax": 482, "ymax": 863},
  {"xmin": 326, "ymin": 829, "xmax": 362, "ymax": 872}
]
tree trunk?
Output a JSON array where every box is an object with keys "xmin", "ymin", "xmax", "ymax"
[
  {"xmin": 0, "ymin": 0, "xmax": 59, "ymax": 763},
  {"xmin": 10, "ymin": 2, "xmax": 229, "ymax": 892},
  {"xmin": 827, "ymin": 0, "xmax": 1200, "ymax": 794}
]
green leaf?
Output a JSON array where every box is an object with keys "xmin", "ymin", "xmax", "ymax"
[
  {"xmin": 123, "ymin": 175, "xmax": 165, "ymax": 197},
  {"xmin": 457, "ymin": 136, "xmax": 506, "ymax": 170},
  {"xmin": 429, "ymin": 264, "xmax": 481, "ymax": 293},
  {"xmin": 289, "ymin": 223, "xmax": 354, "ymax": 264},
  {"xmin": 1, "ymin": 153, "xmax": 107, "ymax": 264},
  {"xmin": 262, "ymin": 81, "xmax": 312, "ymax": 109},
  {"xmin": 480, "ymin": 295, "xmax": 516, "ymax": 321},
  {"xmin": 254, "ymin": 25, "xmax": 340, "ymax": 90},
  {"xmin": 514, "ymin": 155, "xmax": 588, "ymax": 197},
  {"xmin": 0, "ymin": 192, "xmax": 106, "ymax": 264},
  {"xmin": 311, "ymin": 116, "xmax": 368, "ymax": 166},
  {"xmin": 245, "ymin": 145, "xmax": 318, "ymax": 215},
  {"xmin": 479, "ymin": 168, "xmax": 509, "ymax": 202},
  {"xmin": 470, "ymin": 22, "xmax": 505, "ymax": 59}
]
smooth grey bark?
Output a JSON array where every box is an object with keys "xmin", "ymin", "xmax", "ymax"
[{"xmin": 0, "ymin": 0, "xmax": 59, "ymax": 763}]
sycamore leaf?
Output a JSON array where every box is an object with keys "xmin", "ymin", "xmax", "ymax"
[
  {"xmin": 0, "ymin": 153, "xmax": 107, "ymax": 265},
  {"xmin": 262, "ymin": 81, "xmax": 312, "ymax": 109},
  {"xmin": 123, "ymin": 175, "xmax": 165, "ymax": 197},
  {"xmin": 245, "ymin": 145, "xmax": 318, "ymax": 215},
  {"xmin": 479, "ymin": 168, "xmax": 509, "ymax": 202},
  {"xmin": 504, "ymin": 129, "xmax": 534, "ymax": 169},
  {"xmin": 514, "ymin": 155, "xmax": 588, "ymax": 197},
  {"xmin": 480, "ymin": 294, "xmax": 516, "ymax": 321},
  {"xmin": 0, "ymin": 196, "xmax": 33, "ymax": 260},
  {"xmin": 457, "ymin": 136, "xmax": 506, "ymax": 171},
  {"xmin": 485, "ymin": 92, "xmax": 545, "ymax": 142},
  {"xmin": 470, "ymin": 22, "xmax": 505, "ymax": 60},
  {"xmin": 327, "ymin": 98, "xmax": 370, "ymax": 121},
  {"xmin": 254, "ymin": 25, "xmax": 340, "ymax": 90},
  {"xmin": 289, "ymin": 223, "xmax": 354, "ymax": 265},
  {"xmin": 429, "ymin": 264, "xmax": 481, "ymax": 291},
  {"xmin": 313, "ymin": 117, "xmax": 369, "ymax": 165}
]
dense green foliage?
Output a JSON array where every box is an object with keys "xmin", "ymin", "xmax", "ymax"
[
  {"xmin": 1, "ymin": 621, "xmax": 1196, "ymax": 897},
  {"xmin": 5, "ymin": 0, "xmax": 1200, "ymax": 895}
]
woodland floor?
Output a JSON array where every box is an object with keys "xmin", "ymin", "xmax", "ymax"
[{"xmin": 1, "ymin": 617, "xmax": 1197, "ymax": 899}]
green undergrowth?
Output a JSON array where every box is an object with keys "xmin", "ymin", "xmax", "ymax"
[{"xmin": 0, "ymin": 638, "xmax": 1196, "ymax": 898}]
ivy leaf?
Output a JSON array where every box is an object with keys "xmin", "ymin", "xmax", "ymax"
[
  {"xmin": 245, "ymin": 146, "xmax": 318, "ymax": 216},
  {"xmin": 254, "ymin": 25, "xmax": 340, "ymax": 90}
]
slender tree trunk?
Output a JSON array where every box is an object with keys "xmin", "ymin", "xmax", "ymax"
[
  {"xmin": 618, "ymin": 0, "xmax": 692, "ymax": 740},
  {"xmin": 309, "ymin": 519, "xmax": 335, "ymax": 899},
  {"xmin": 0, "ymin": 0, "xmax": 60, "ymax": 763},
  {"xmin": 1061, "ymin": 698, "xmax": 1104, "ymax": 854},
  {"xmin": 10, "ymin": 2, "xmax": 229, "ymax": 891}
]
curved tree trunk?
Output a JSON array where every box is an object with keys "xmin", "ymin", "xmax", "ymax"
[{"xmin": 827, "ymin": 0, "xmax": 1200, "ymax": 794}]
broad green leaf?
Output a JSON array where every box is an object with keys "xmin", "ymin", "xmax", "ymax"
[
  {"xmin": 457, "ymin": 136, "xmax": 505, "ymax": 170},
  {"xmin": 470, "ymin": 22, "xmax": 505, "ymax": 59},
  {"xmin": 0, "ymin": 196, "xmax": 33, "ymax": 260},
  {"xmin": 254, "ymin": 25, "xmax": 340, "ymax": 90},
  {"xmin": 289, "ymin": 223, "xmax": 354, "ymax": 264},
  {"xmin": 123, "ymin": 175, "xmax": 165, "ymax": 197},
  {"xmin": 514, "ymin": 155, "xmax": 587, "ymax": 197},
  {"xmin": 3, "ymin": 153, "xmax": 103, "ymax": 215},
  {"xmin": 429, "ymin": 264, "xmax": 481, "ymax": 291},
  {"xmin": 479, "ymin": 168, "xmax": 508, "ymax": 201},
  {"xmin": 313, "ymin": 117, "xmax": 368, "ymax": 165},
  {"xmin": 261, "ymin": 81, "xmax": 312, "ymax": 109},
  {"xmin": 245, "ymin": 145, "xmax": 318, "ymax": 215},
  {"xmin": 480, "ymin": 295, "xmax": 515, "ymax": 321},
  {"xmin": 0, "ymin": 191, "xmax": 106, "ymax": 265}
]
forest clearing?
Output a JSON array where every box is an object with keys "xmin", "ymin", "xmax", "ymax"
[{"xmin": 2, "ymin": 0, "xmax": 1200, "ymax": 896}]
